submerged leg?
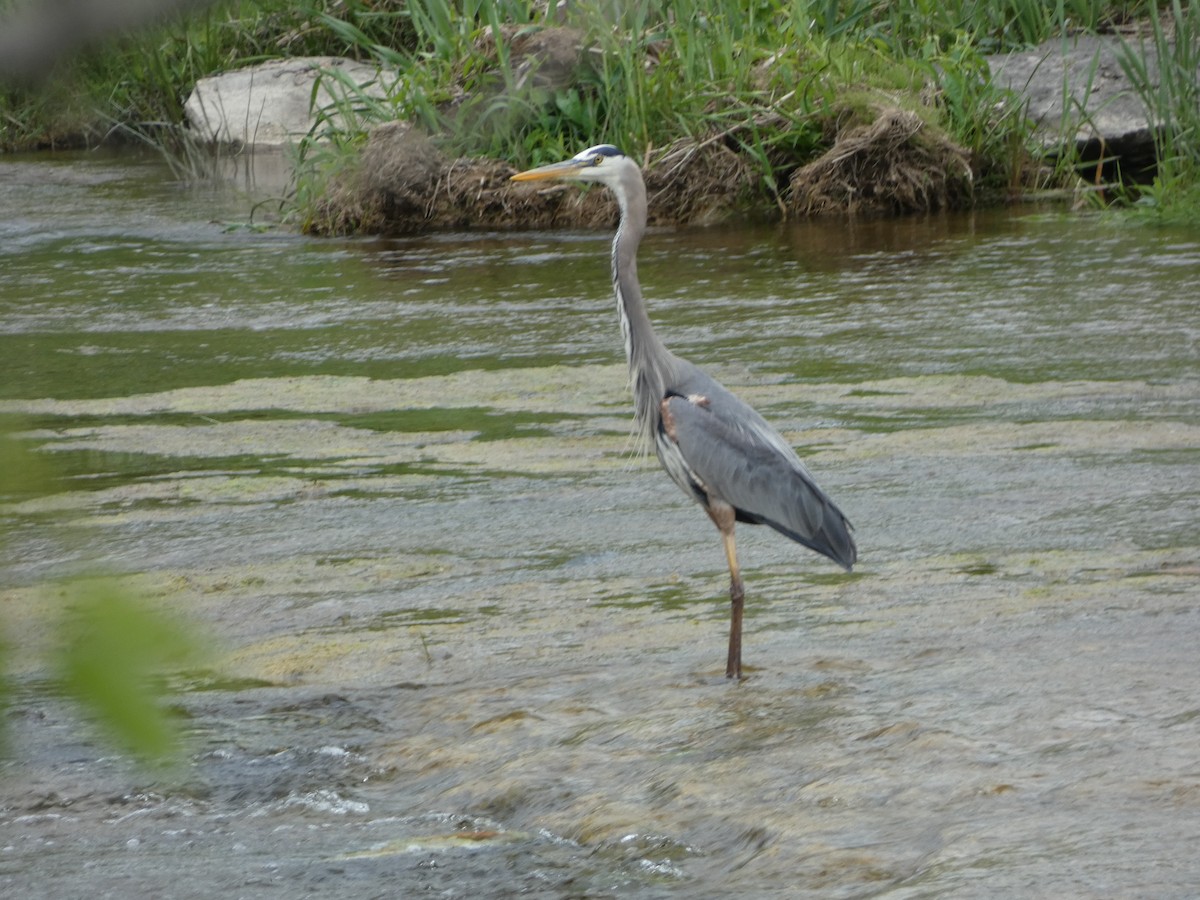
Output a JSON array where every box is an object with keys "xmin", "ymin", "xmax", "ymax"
[
  {"xmin": 723, "ymin": 529, "xmax": 745, "ymax": 679},
  {"xmin": 708, "ymin": 502, "xmax": 745, "ymax": 679}
]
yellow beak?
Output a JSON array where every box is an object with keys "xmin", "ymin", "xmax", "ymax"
[{"xmin": 510, "ymin": 159, "xmax": 590, "ymax": 182}]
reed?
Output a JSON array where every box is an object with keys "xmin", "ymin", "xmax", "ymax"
[{"xmin": 1117, "ymin": 0, "xmax": 1200, "ymax": 222}]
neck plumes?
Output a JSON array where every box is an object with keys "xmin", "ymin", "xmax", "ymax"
[{"xmin": 610, "ymin": 170, "xmax": 671, "ymax": 448}]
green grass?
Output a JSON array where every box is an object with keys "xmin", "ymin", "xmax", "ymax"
[
  {"xmin": 1116, "ymin": 0, "xmax": 1200, "ymax": 223},
  {"xmin": 3, "ymin": 0, "xmax": 1190, "ymax": 222},
  {"xmin": 284, "ymin": 0, "xmax": 1057, "ymax": 213},
  {"xmin": 0, "ymin": 0, "xmax": 419, "ymax": 150}
]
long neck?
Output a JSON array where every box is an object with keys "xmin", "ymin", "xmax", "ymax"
[{"xmin": 610, "ymin": 172, "xmax": 672, "ymax": 446}]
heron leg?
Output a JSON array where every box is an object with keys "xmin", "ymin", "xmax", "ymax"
[
  {"xmin": 707, "ymin": 502, "xmax": 745, "ymax": 680},
  {"xmin": 723, "ymin": 530, "xmax": 745, "ymax": 680}
]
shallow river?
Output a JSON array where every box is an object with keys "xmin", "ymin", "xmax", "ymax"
[{"xmin": 1, "ymin": 150, "xmax": 1198, "ymax": 897}]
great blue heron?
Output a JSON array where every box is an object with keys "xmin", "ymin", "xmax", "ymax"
[{"xmin": 511, "ymin": 144, "xmax": 856, "ymax": 679}]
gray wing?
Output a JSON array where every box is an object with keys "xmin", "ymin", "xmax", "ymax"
[{"xmin": 661, "ymin": 383, "xmax": 856, "ymax": 570}]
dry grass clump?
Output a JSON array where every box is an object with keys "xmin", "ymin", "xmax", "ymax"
[
  {"xmin": 307, "ymin": 125, "xmax": 761, "ymax": 235},
  {"xmin": 790, "ymin": 106, "xmax": 974, "ymax": 216},
  {"xmin": 357, "ymin": 122, "xmax": 446, "ymax": 230},
  {"xmin": 303, "ymin": 123, "xmax": 532, "ymax": 235},
  {"xmin": 306, "ymin": 105, "xmax": 973, "ymax": 235},
  {"xmin": 645, "ymin": 138, "xmax": 758, "ymax": 225},
  {"xmin": 304, "ymin": 122, "xmax": 444, "ymax": 235},
  {"xmin": 304, "ymin": 169, "xmax": 385, "ymax": 236},
  {"xmin": 498, "ymin": 137, "xmax": 758, "ymax": 230}
]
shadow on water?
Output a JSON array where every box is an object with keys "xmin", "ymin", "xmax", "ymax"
[{"xmin": 2, "ymin": 150, "xmax": 1200, "ymax": 897}]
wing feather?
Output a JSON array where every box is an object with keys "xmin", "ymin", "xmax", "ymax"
[{"xmin": 662, "ymin": 393, "xmax": 856, "ymax": 569}]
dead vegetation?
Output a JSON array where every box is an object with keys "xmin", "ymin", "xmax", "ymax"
[
  {"xmin": 298, "ymin": 14, "xmax": 980, "ymax": 235},
  {"xmin": 790, "ymin": 107, "xmax": 975, "ymax": 216},
  {"xmin": 305, "ymin": 105, "xmax": 976, "ymax": 236},
  {"xmin": 305, "ymin": 121, "xmax": 612, "ymax": 235},
  {"xmin": 643, "ymin": 139, "xmax": 759, "ymax": 225}
]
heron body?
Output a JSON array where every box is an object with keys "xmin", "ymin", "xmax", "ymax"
[{"xmin": 512, "ymin": 145, "xmax": 855, "ymax": 678}]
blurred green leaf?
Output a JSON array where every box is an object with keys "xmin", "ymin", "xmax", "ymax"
[{"xmin": 56, "ymin": 578, "xmax": 204, "ymax": 761}]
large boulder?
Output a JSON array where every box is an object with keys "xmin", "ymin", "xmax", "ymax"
[
  {"xmin": 183, "ymin": 28, "xmax": 586, "ymax": 151},
  {"xmin": 986, "ymin": 34, "xmax": 1171, "ymax": 175},
  {"xmin": 184, "ymin": 56, "xmax": 391, "ymax": 148}
]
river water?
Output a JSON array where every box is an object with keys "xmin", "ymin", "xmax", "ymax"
[{"xmin": 1, "ymin": 150, "xmax": 1198, "ymax": 897}]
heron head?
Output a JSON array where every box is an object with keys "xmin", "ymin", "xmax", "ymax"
[{"xmin": 510, "ymin": 144, "xmax": 632, "ymax": 186}]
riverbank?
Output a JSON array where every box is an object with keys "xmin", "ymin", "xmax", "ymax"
[{"xmin": 2, "ymin": 1, "xmax": 1198, "ymax": 227}]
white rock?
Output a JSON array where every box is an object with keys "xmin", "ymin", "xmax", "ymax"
[{"xmin": 184, "ymin": 56, "xmax": 393, "ymax": 148}]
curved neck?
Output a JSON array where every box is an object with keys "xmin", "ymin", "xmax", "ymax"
[{"xmin": 610, "ymin": 171, "xmax": 672, "ymax": 443}]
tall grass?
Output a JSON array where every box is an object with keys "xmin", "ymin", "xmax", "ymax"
[
  {"xmin": 2, "ymin": 0, "xmax": 1177, "ymax": 219},
  {"xmin": 1118, "ymin": 0, "xmax": 1200, "ymax": 222},
  {"xmin": 316, "ymin": 0, "xmax": 1044, "ymax": 199},
  {"xmin": 0, "ymin": 0, "xmax": 418, "ymax": 150},
  {"xmin": 2, "ymin": 0, "xmax": 1138, "ymax": 158}
]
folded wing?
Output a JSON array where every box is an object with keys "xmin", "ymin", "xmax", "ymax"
[{"xmin": 662, "ymin": 392, "xmax": 856, "ymax": 570}]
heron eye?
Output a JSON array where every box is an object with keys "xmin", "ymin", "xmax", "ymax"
[{"xmin": 591, "ymin": 156, "xmax": 603, "ymax": 166}]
